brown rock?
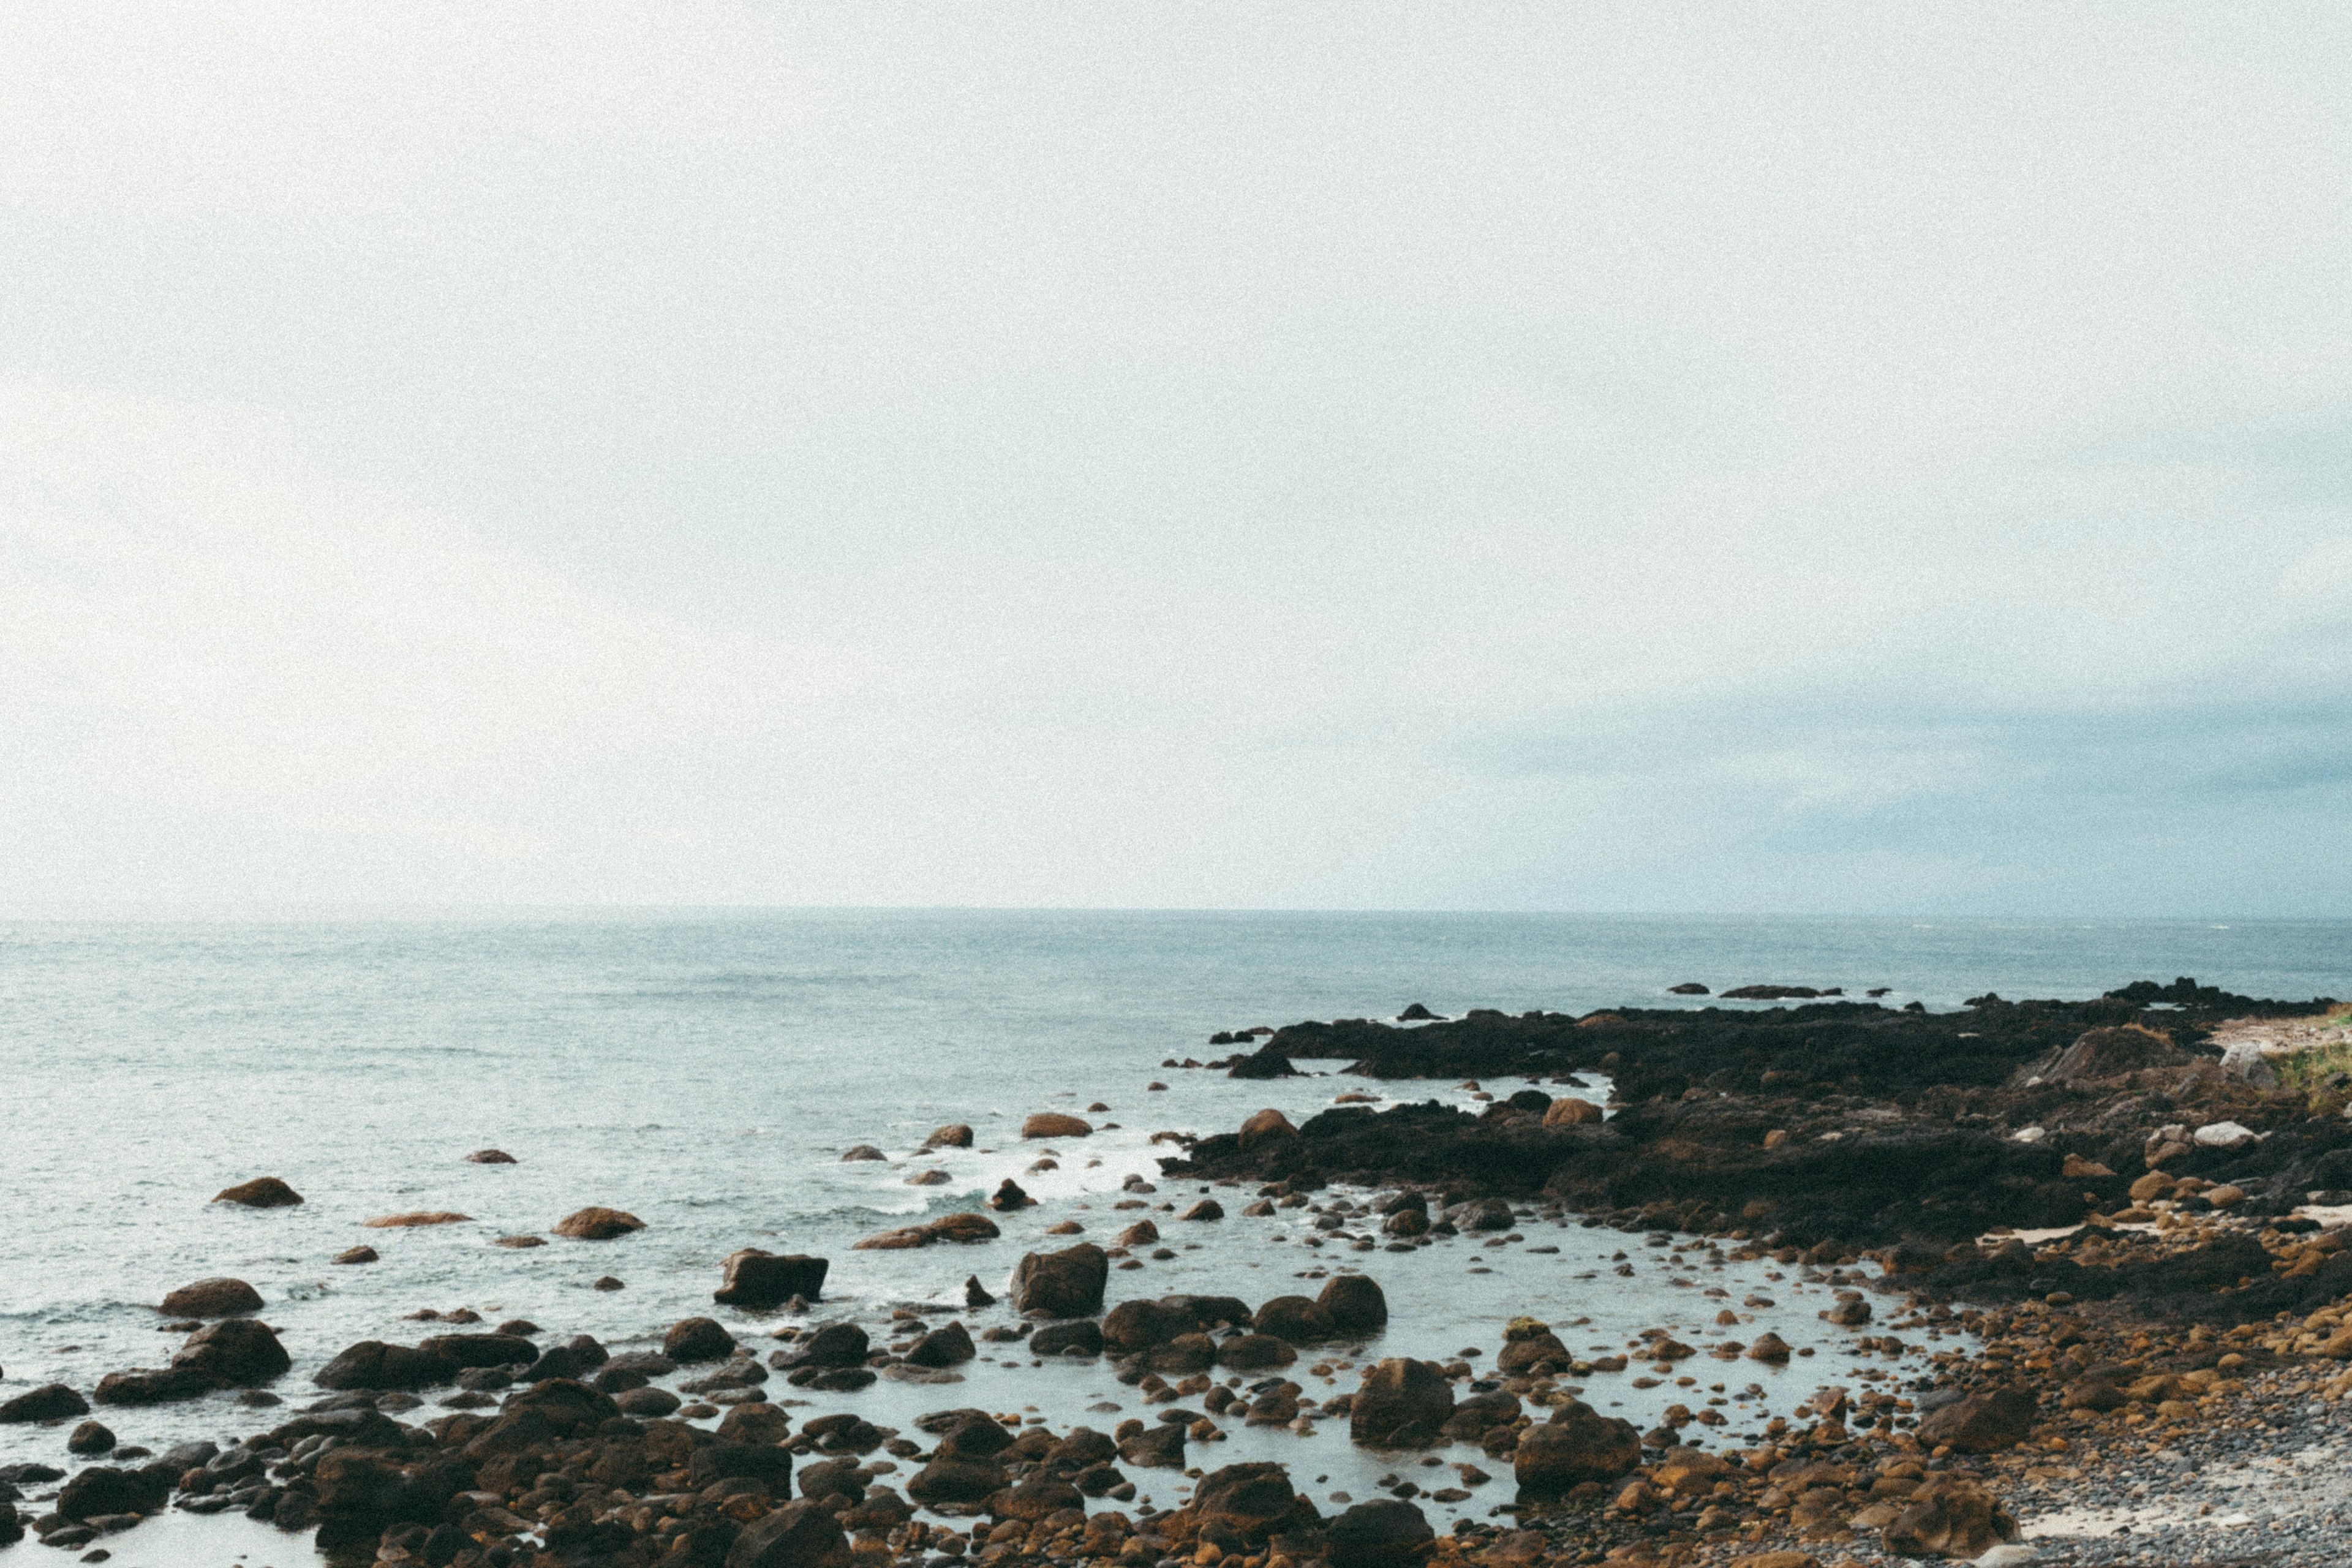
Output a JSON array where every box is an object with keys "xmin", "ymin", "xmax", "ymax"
[
  {"xmin": 1881, "ymin": 1474, "xmax": 2019, "ymax": 1558},
  {"xmin": 1350, "ymin": 1358, "xmax": 1453, "ymax": 1446},
  {"xmin": 465, "ymin": 1149, "xmax": 518, "ymax": 1164},
  {"xmin": 1327, "ymin": 1498, "xmax": 1433, "ymax": 1568},
  {"xmin": 213, "ymin": 1177, "xmax": 302, "ymax": 1208},
  {"xmin": 1512, "ymin": 1401, "xmax": 1639, "ymax": 1491},
  {"xmin": 1180, "ymin": 1199, "xmax": 1224, "ymax": 1221},
  {"xmin": 1022, "ymin": 1112, "xmax": 1093, "ymax": 1139},
  {"xmin": 552, "ymin": 1207, "xmax": 645, "ymax": 1240},
  {"xmin": 1746, "ymin": 1332, "xmax": 1793, "ymax": 1362},
  {"xmin": 333, "ymin": 1246, "xmax": 379, "ymax": 1265},
  {"xmin": 1117, "ymin": 1219, "xmax": 1160, "ymax": 1247},
  {"xmin": 727, "ymin": 1497, "xmax": 853, "ymax": 1568},
  {"xmin": 1916, "ymin": 1385, "xmax": 2036, "ymax": 1453},
  {"xmin": 1216, "ymin": 1334, "xmax": 1297, "ymax": 1370},
  {"xmin": 494, "ymin": 1234, "xmax": 546, "ymax": 1248},
  {"xmin": 157, "ymin": 1278, "xmax": 263, "ymax": 1317},
  {"xmin": 2061, "ymin": 1153, "xmax": 2114, "ymax": 1179},
  {"xmin": 1010, "ymin": 1243, "xmax": 1109, "ymax": 1317},
  {"xmin": 1543, "ymin": 1097, "xmax": 1604, "ymax": 1128},
  {"xmin": 922, "ymin": 1124, "xmax": 975, "ymax": 1150},
  {"xmin": 364, "ymin": 1211, "xmax": 472, "ymax": 1227},
  {"xmin": 1238, "ymin": 1108, "xmax": 1298, "ymax": 1150},
  {"xmin": 714, "ymin": 1249, "xmax": 829, "ymax": 1308},
  {"xmin": 1319, "ymin": 1274, "xmax": 1388, "ymax": 1335}
]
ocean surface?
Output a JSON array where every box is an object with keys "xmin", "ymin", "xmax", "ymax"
[{"xmin": 3, "ymin": 911, "xmax": 2348, "ymax": 1564}]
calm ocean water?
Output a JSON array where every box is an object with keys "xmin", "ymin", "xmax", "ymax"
[{"xmin": 3, "ymin": 911, "xmax": 2347, "ymax": 1559}]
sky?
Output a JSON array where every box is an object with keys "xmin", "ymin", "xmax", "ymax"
[{"xmin": 2, "ymin": 2, "xmax": 2349, "ymax": 914}]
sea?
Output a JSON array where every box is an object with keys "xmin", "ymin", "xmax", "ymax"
[{"xmin": 3, "ymin": 911, "xmax": 2347, "ymax": 1565}]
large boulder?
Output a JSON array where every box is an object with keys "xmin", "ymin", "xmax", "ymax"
[
  {"xmin": 906, "ymin": 1322, "xmax": 976, "ymax": 1368},
  {"xmin": 1010, "ymin": 1243, "xmax": 1109, "ymax": 1317},
  {"xmin": 415, "ymin": 1333, "xmax": 536, "ymax": 1370},
  {"xmin": 1349, "ymin": 1359, "xmax": 1453, "ymax": 1447},
  {"xmin": 1118, "ymin": 1422, "xmax": 1187, "ymax": 1468},
  {"xmin": 1217, "ymin": 1334, "xmax": 1297, "ymax": 1371},
  {"xmin": 157, "ymin": 1277, "xmax": 263, "ymax": 1317},
  {"xmin": 665, "ymin": 1317, "xmax": 737, "ymax": 1363},
  {"xmin": 55, "ymin": 1464, "xmax": 170, "ymax": 1521},
  {"xmin": 1513, "ymin": 1401, "xmax": 1640, "ymax": 1491},
  {"xmin": 1317, "ymin": 1275, "xmax": 1387, "ymax": 1335},
  {"xmin": 1191, "ymin": 1461, "xmax": 1316, "ymax": 1542},
  {"xmin": 97, "ymin": 1319, "xmax": 292, "ymax": 1405},
  {"xmin": 715, "ymin": 1249, "xmax": 829, "ymax": 1308},
  {"xmin": 907, "ymin": 1458, "xmax": 1010, "ymax": 1504},
  {"xmin": 1327, "ymin": 1499, "xmax": 1433, "ymax": 1568},
  {"xmin": 175, "ymin": 1317, "xmax": 292, "ymax": 1385},
  {"xmin": 1253, "ymin": 1295, "xmax": 1336, "ymax": 1343},
  {"xmin": 0, "ymin": 1383, "xmax": 89, "ymax": 1423},
  {"xmin": 552, "ymin": 1206, "xmax": 645, "ymax": 1240},
  {"xmin": 1915, "ymin": 1386, "xmax": 2036, "ymax": 1453},
  {"xmin": 1030, "ymin": 1319, "xmax": 1104, "ymax": 1357},
  {"xmin": 1022, "ymin": 1112, "xmax": 1093, "ymax": 1139},
  {"xmin": 922, "ymin": 1124, "xmax": 975, "ymax": 1150},
  {"xmin": 314, "ymin": 1340, "xmax": 458, "ymax": 1391},
  {"xmin": 1104, "ymin": 1298, "xmax": 1191, "ymax": 1354},
  {"xmin": 1881, "ymin": 1474, "xmax": 2021, "ymax": 1558},
  {"xmin": 729, "ymin": 1498, "xmax": 853, "ymax": 1568},
  {"xmin": 213, "ymin": 1177, "xmax": 303, "ymax": 1208},
  {"xmin": 790, "ymin": 1322, "xmax": 870, "ymax": 1368}
]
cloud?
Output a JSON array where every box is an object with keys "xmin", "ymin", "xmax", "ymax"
[{"xmin": 1, "ymin": 4, "xmax": 2348, "ymax": 911}]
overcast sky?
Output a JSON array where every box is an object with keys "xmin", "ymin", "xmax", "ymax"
[{"xmin": 3, "ymin": 3, "xmax": 2348, "ymax": 914}]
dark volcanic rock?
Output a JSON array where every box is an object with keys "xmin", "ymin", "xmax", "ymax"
[{"xmin": 55, "ymin": 1464, "xmax": 169, "ymax": 1521}]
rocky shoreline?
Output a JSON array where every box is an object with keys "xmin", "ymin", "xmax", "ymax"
[{"xmin": 5, "ymin": 977, "xmax": 2351, "ymax": 1568}]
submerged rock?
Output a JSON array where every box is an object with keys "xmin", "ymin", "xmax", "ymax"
[
  {"xmin": 551, "ymin": 1206, "xmax": 645, "ymax": 1240},
  {"xmin": 211, "ymin": 1177, "xmax": 302, "ymax": 1208}
]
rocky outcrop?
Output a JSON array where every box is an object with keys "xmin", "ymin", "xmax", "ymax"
[
  {"xmin": 1011, "ymin": 1243, "xmax": 1109, "ymax": 1317},
  {"xmin": 714, "ymin": 1248, "xmax": 829, "ymax": 1307}
]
